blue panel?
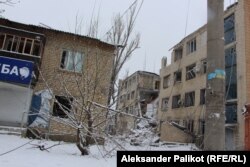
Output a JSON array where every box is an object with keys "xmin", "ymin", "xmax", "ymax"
[
  {"xmin": 0, "ymin": 56, "xmax": 34, "ymax": 85},
  {"xmin": 28, "ymin": 94, "xmax": 42, "ymax": 125}
]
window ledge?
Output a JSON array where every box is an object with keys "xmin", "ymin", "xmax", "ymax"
[{"xmin": 58, "ymin": 68, "xmax": 83, "ymax": 76}]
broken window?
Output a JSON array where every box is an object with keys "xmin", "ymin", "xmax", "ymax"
[
  {"xmin": 127, "ymin": 93, "xmax": 130, "ymax": 100},
  {"xmin": 200, "ymin": 89, "xmax": 206, "ymax": 105},
  {"xmin": 201, "ymin": 59, "xmax": 207, "ymax": 73},
  {"xmin": 182, "ymin": 119, "xmax": 194, "ymax": 133},
  {"xmin": 18, "ymin": 38, "xmax": 25, "ymax": 53},
  {"xmin": 155, "ymin": 81, "xmax": 160, "ymax": 90},
  {"xmin": 186, "ymin": 63, "xmax": 196, "ymax": 80},
  {"xmin": 0, "ymin": 33, "xmax": 42, "ymax": 56},
  {"xmin": 172, "ymin": 94, "xmax": 181, "ymax": 109},
  {"xmin": 124, "ymin": 81, "xmax": 128, "ymax": 90},
  {"xmin": 125, "ymin": 107, "xmax": 129, "ymax": 113},
  {"xmin": 187, "ymin": 120, "xmax": 194, "ymax": 133},
  {"xmin": 187, "ymin": 38, "xmax": 196, "ymax": 54},
  {"xmin": 131, "ymin": 91, "xmax": 135, "ymax": 99},
  {"xmin": 60, "ymin": 50, "xmax": 83, "ymax": 72},
  {"xmin": 163, "ymin": 75, "xmax": 170, "ymax": 89},
  {"xmin": 32, "ymin": 40, "xmax": 41, "ymax": 56},
  {"xmin": 199, "ymin": 119, "xmax": 205, "ymax": 135},
  {"xmin": 0, "ymin": 33, "xmax": 4, "ymax": 49},
  {"xmin": 3, "ymin": 35, "xmax": 13, "ymax": 51},
  {"xmin": 174, "ymin": 70, "xmax": 182, "ymax": 84},
  {"xmin": 53, "ymin": 96, "xmax": 73, "ymax": 118},
  {"xmin": 185, "ymin": 91, "xmax": 195, "ymax": 107},
  {"xmin": 24, "ymin": 39, "xmax": 33, "ymax": 54},
  {"xmin": 174, "ymin": 47, "xmax": 183, "ymax": 61},
  {"xmin": 224, "ymin": 14, "xmax": 235, "ymax": 45},
  {"xmin": 161, "ymin": 97, "xmax": 169, "ymax": 111}
]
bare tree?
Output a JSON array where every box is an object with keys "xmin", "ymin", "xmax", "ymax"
[
  {"xmin": 37, "ymin": 41, "xmax": 114, "ymax": 155},
  {"xmin": 0, "ymin": 0, "xmax": 19, "ymax": 15},
  {"xmin": 106, "ymin": 1, "xmax": 142, "ymax": 108},
  {"xmin": 29, "ymin": 1, "xmax": 143, "ymax": 156}
]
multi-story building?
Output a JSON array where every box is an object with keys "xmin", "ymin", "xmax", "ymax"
[
  {"xmin": 0, "ymin": 18, "xmax": 115, "ymax": 141},
  {"xmin": 158, "ymin": 1, "xmax": 248, "ymax": 150},
  {"xmin": 116, "ymin": 71, "xmax": 160, "ymax": 134}
]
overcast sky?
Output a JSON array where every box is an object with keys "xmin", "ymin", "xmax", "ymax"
[{"xmin": 2, "ymin": 0, "xmax": 235, "ymax": 79}]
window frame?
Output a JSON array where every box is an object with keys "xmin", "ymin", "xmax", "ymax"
[
  {"xmin": 60, "ymin": 49, "xmax": 84, "ymax": 73},
  {"xmin": 161, "ymin": 97, "xmax": 169, "ymax": 111},
  {"xmin": 184, "ymin": 91, "xmax": 195, "ymax": 107},
  {"xmin": 187, "ymin": 38, "xmax": 197, "ymax": 54},
  {"xmin": 200, "ymin": 89, "xmax": 206, "ymax": 105},
  {"xmin": 163, "ymin": 74, "xmax": 171, "ymax": 89},
  {"xmin": 174, "ymin": 70, "xmax": 182, "ymax": 84},
  {"xmin": 0, "ymin": 33, "xmax": 42, "ymax": 57},
  {"xmin": 172, "ymin": 94, "xmax": 181, "ymax": 109},
  {"xmin": 174, "ymin": 46, "xmax": 183, "ymax": 62},
  {"xmin": 186, "ymin": 63, "xmax": 196, "ymax": 80}
]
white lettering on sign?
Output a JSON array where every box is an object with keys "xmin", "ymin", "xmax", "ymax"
[
  {"xmin": 0, "ymin": 63, "xmax": 30, "ymax": 79},
  {"xmin": 1, "ymin": 64, "xmax": 10, "ymax": 74}
]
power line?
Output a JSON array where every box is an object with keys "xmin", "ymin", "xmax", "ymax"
[
  {"xmin": 101, "ymin": 0, "xmax": 142, "ymax": 40},
  {"xmin": 0, "ymin": 139, "xmax": 34, "ymax": 156}
]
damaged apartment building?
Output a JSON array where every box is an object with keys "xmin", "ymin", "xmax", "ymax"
[
  {"xmin": 158, "ymin": 1, "xmax": 250, "ymax": 150},
  {"xmin": 0, "ymin": 18, "xmax": 115, "ymax": 141},
  {"xmin": 116, "ymin": 71, "xmax": 160, "ymax": 134}
]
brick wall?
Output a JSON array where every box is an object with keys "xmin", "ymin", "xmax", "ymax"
[{"xmin": 34, "ymin": 29, "xmax": 114, "ymax": 142}]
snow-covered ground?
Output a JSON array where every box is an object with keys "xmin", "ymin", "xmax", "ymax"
[{"xmin": 0, "ymin": 134, "xmax": 196, "ymax": 167}]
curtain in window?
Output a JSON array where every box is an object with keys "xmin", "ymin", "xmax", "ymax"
[
  {"xmin": 74, "ymin": 52, "xmax": 83, "ymax": 72},
  {"xmin": 63, "ymin": 51, "xmax": 83, "ymax": 72},
  {"xmin": 64, "ymin": 51, "xmax": 74, "ymax": 71}
]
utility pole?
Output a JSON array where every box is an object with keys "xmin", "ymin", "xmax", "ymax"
[{"xmin": 204, "ymin": 0, "xmax": 225, "ymax": 150}]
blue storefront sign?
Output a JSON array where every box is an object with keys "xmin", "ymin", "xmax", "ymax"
[{"xmin": 0, "ymin": 56, "xmax": 34, "ymax": 85}]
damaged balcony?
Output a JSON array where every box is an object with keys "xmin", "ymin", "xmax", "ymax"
[{"xmin": 0, "ymin": 25, "xmax": 46, "ymax": 86}]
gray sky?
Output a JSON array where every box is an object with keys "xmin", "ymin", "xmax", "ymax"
[{"xmin": 2, "ymin": 0, "xmax": 235, "ymax": 78}]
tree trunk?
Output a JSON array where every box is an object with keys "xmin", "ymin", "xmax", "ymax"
[{"xmin": 76, "ymin": 128, "xmax": 89, "ymax": 155}]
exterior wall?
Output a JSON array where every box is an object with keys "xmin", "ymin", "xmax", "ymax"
[
  {"xmin": 160, "ymin": 122, "xmax": 193, "ymax": 143},
  {"xmin": 0, "ymin": 18, "xmax": 115, "ymax": 141},
  {"xmin": 159, "ymin": 2, "xmax": 247, "ymax": 149},
  {"xmin": 0, "ymin": 82, "xmax": 33, "ymax": 126},
  {"xmin": 116, "ymin": 71, "xmax": 160, "ymax": 134},
  {"xmin": 231, "ymin": 0, "xmax": 246, "ymax": 150},
  {"xmin": 159, "ymin": 27, "xmax": 207, "ymax": 143},
  {"xmin": 0, "ymin": 19, "xmax": 45, "ymax": 127},
  {"xmin": 35, "ymin": 31, "xmax": 114, "ymax": 141},
  {"xmin": 243, "ymin": 0, "xmax": 250, "ymax": 150}
]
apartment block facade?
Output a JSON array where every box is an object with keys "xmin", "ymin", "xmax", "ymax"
[
  {"xmin": 158, "ymin": 1, "xmax": 248, "ymax": 150},
  {"xmin": 0, "ymin": 18, "xmax": 115, "ymax": 141},
  {"xmin": 117, "ymin": 71, "xmax": 160, "ymax": 134}
]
